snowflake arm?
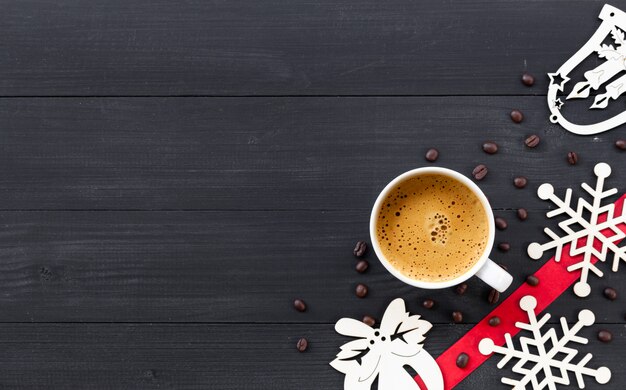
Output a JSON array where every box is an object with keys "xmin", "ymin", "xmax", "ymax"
[
  {"xmin": 527, "ymin": 163, "xmax": 626, "ymax": 297},
  {"xmin": 479, "ymin": 296, "xmax": 612, "ymax": 390}
]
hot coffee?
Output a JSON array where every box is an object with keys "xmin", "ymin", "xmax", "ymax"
[{"xmin": 375, "ymin": 173, "xmax": 489, "ymax": 283}]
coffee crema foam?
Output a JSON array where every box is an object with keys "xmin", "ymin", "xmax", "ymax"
[{"xmin": 376, "ymin": 174, "xmax": 489, "ymax": 283}]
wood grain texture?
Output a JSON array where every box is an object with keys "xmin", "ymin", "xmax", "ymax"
[
  {"xmin": 0, "ymin": 323, "xmax": 621, "ymax": 389},
  {"xmin": 0, "ymin": 96, "xmax": 624, "ymax": 211},
  {"xmin": 0, "ymin": 0, "xmax": 607, "ymax": 96},
  {"xmin": 0, "ymin": 209, "xmax": 623, "ymax": 324},
  {"xmin": 1, "ymin": 0, "xmax": 625, "ymax": 387}
]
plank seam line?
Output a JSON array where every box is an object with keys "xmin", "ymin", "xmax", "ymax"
[
  {"xmin": 0, "ymin": 321, "xmax": 620, "ymax": 325},
  {"xmin": 0, "ymin": 94, "xmax": 549, "ymax": 99},
  {"xmin": 0, "ymin": 208, "xmax": 558, "ymax": 212}
]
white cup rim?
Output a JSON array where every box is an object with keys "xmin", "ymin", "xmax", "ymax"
[{"xmin": 369, "ymin": 167, "xmax": 495, "ymax": 289}]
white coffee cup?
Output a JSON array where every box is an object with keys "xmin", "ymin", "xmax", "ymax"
[{"xmin": 370, "ymin": 167, "xmax": 513, "ymax": 292}]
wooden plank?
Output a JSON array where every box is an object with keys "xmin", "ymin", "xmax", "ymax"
[
  {"xmin": 0, "ymin": 0, "xmax": 605, "ymax": 96},
  {"xmin": 0, "ymin": 209, "xmax": 623, "ymax": 323},
  {"xmin": 0, "ymin": 323, "xmax": 620, "ymax": 389},
  {"xmin": 0, "ymin": 96, "xmax": 624, "ymax": 211}
]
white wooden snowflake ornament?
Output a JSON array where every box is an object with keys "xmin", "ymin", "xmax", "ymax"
[
  {"xmin": 330, "ymin": 298, "xmax": 443, "ymax": 390},
  {"xmin": 479, "ymin": 295, "xmax": 611, "ymax": 390},
  {"xmin": 527, "ymin": 162, "xmax": 626, "ymax": 297},
  {"xmin": 548, "ymin": 4, "xmax": 626, "ymax": 134}
]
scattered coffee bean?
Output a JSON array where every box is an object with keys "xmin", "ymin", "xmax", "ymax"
[
  {"xmin": 355, "ymin": 284, "xmax": 368, "ymax": 298},
  {"xmin": 514, "ymin": 176, "xmax": 528, "ymax": 188},
  {"xmin": 495, "ymin": 217, "xmax": 508, "ymax": 230},
  {"xmin": 598, "ymin": 330, "xmax": 612, "ymax": 343},
  {"xmin": 362, "ymin": 315, "xmax": 376, "ymax": 327},
  {"xmin": 488, "ymin": 289, "xmax": 500, "ymax": 305},
  {"xmin": 498, "ymin": 263, "xmax": 509, "ymax": 271},
  {"xmin": 525, "ymin": 134, "xmax": 540, "ymax": 148},
  {"xmin": 526, "ymin": 275, "xmax": 540, "ymax": 286},
  {"xmin": 353, "ymin": 241, "xmax": 367, "ymax": 257},
  {"xmin": 616, "ymin": 139, "xmax": 626, "ymax": 150},
  {"xmin": 293, "ymin": 299, "xmax": 307, "ymax": 312},
  {"xmin": 567, "ymin": 151, "xmax": 578, "ymax": 165},
  {"xmin": 521, "ymin": 73, "xmax": 535, "ymax": 86},
  {"xmin": 452, "ymin": 311, "xmax": 463, "ymax": 323},
  {"xmin": 456, "ymin": 352, "xmax": 469, "ymax": 368},
  {"xmin": 472, "ymin": 164, "xmax": 488, "ymax": 181},
  {"xmin": 422, "ymin": 299, "xmax": 435, "ymax": 309},
  {"xmin": 455, "ymin": 283, "xmax": 468, "ymax": 295},
  {"xmin": 510, "ymin": 109, "xmax": 524, "ymax": 123},
  {"xmin": 355, "ymin": 260, "xmax": 369, "ymax": 273},
  {"xmin": 482, "ymin": 141, "xmax": 498, "ymax": 154},
  {"xmin": 296, "ymin": 337, "xmax": 308, "ymax": 352},
  {"xmin": 603, "ymin": 287, "xmax": 617, "ymax": 301},
  {"xmin": 425, "ymin": 148, "xmax": 439, "ymax": 162},
  {"xmin": 498, "ymin": 242, "xmax": 511, "ymax": 252},
  {"xmin": 488, "ymin": 316, "xmax": 501, "ymax": 326},
  {"xmin": 517, "ymin": 208, "xmax": 528, "ymax": 221}
]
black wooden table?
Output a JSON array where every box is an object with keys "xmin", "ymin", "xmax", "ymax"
[{"xmin": 0, "ymin": 1, "xmax": 624, "ymax": 388}]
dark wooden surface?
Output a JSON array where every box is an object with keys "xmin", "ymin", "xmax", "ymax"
[{"xmin": 0, "ymin": 1, "xmax": 624, "ymax": 389}]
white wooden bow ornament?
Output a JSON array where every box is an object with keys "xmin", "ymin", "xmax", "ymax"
[{"xmin": 330, "ymin": 298, "xmax": 443, "ymax": 390}]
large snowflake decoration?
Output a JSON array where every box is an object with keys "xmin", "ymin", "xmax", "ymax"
[
  {"xmin": 527, "ymin": 162, "xmax": 626, "ymax": 297},
  {"xmin": 479, "ymin": 295, "xmax": 611, "ymax": 390}
]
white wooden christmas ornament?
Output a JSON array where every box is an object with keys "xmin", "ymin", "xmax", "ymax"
[
  {"xmin": 527, "ymin": 162, "xmax": 626, "ymax": 297},
  {"xmin": 548, "ymin": 4, "xmax": 626, "ymax": 134},
  {"xmin": 330, "ymin": 298, "xmax": 443, "ymax": 390},
  {"xmin": 479, "ymin": 295, "xmax": 611, "ymax": 390}
]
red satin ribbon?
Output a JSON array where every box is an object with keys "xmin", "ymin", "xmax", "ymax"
[{"xmin": 420, "ymin": 194, "xmax": 626, "ymax": 389}]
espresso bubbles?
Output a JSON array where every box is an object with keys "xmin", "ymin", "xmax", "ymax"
[{"xmin": 376, "ymin": 174, "xmax": 489, "ymax": 282}]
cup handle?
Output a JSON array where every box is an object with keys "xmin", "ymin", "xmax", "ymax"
[{"xmin": 475, "ymin": 258, "xmax": 513, "ymax": 292}]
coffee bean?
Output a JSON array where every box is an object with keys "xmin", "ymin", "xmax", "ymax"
[
  {"xmin": 510, "ymin": 109, "xmax": 524, "ymax": 123},
  {"xmin": 498, "ymin": 263, "xmax": 509, "ymax": 271},
  {"xmin": 498, "ymin": 242, "xmax": 511, "ymax": 252},
  {"xmin": 422, "ymin": 299, "xmax": 435, "ymax": 309},
  {"xmin": 514, "ymin": 176, "xmax": 528, "ymax": 188},
  {"xmin": 472, "ymin": 164, "xmax": 488, "ymax": 181},
  {"xmin": 598, "ymin": 330, "xmax": 612, "ymax": 343},
  {"xmin": 296, "ymin": 337, "xmax": 308, "ymax": 352},
  {"xmin": 355, "ymin": 260, "xmax": 369, "ymax": 273},
  {"xmin": 616, "ymin": 139, "xmax": 626, "ymax": 150},
  {"xmin": 517, "ymin": 208, "xmax": 528, "ymax": 221},
  {"xmin": 488, "ymin": 289, "xmax": 500, "ymax": 305},
  {"xmin": 455, "ymin": 283, "xmax": 468, "ymax": 295},
  {"xmin": 488, "ymin": 316, "xmax": 501, "ymax": 326},
  {"xmin": 362, "ymin": 315, "xmax": 376, "ymax": 327},
  {"xmin": 603, "ymin": 287, "xmax": 617, "ymax": 301},
  {"xmin": 526, "ymin": 275, "xmax": 539, "ymax": 286},
  {"xmin": 456, "ymin": 353, "xmax": 469, "ymax": 368},
  {"xmin": 452, "ymin": 311, "xmax": 463, "ymax": 323},
  {"xmin": 521, "ymin": 73, "xmax": 535, "ymax": 86},
  {"xmin": 482, "ymin": 141, "xmax": 498, "ymax": 154},
  {"xmin": 353, "ymin": 241, "xmax": 367, "ymax": 257},
  {"xmin": 525, "ymin": 134, "xmax": 540, "ymax": 148},
  {"xmin": 495, "ymin": 217, "xmax": 508, "ymax": 230},
  {"xmin": 425, "ymin": 148, "xmax": 439, "ymax": 162},
  {"xmin": 355, "ymin": 284, "xmax": 368, "ymax": 298},
  {"xmin": 567, "ymin": 151, "xmax": 578, "ymax": 165},
  {"xmin": 293, "ymin": 299, "xmax": 307, "ymax": 312}
]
